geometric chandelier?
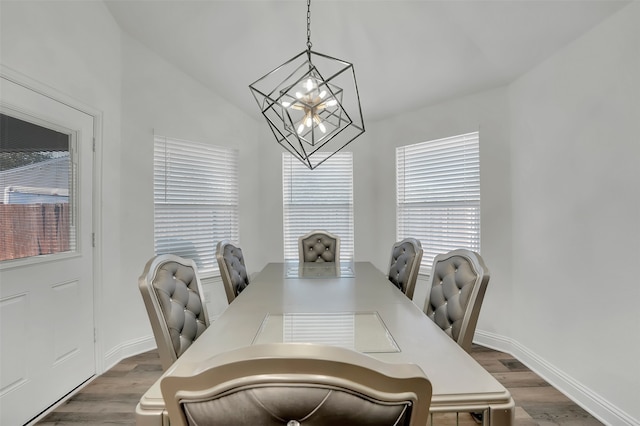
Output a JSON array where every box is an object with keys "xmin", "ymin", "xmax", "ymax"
[{"xmin": 249, "ymin": 0, "xmax": 365, "ymax": 170}]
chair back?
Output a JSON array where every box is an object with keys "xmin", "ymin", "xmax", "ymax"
[
  {"xmin": 216, "ymin": 240, "xmax": 250, "ymax": 304},
  {"xmin": 138, "ymin": 254, "xmax": 210, "ymax": 370},
  {"xmin": 388, "ymin": 238, "xmax": 423, "ymax": 300},
  {"xmin": 298, "ymin": 230, "xmax": 340, "ymax": 263},
  {"xmin": 161, "ymin": 343, "xmax": 432, "ymax": 426},
  {"xmin": 423, "ymin": 249, "xmax": 489, "ymax": 352}
]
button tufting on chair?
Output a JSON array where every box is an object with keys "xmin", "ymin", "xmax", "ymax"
[
  {"xmin": 423, "ymin": 249, "xmax": 490, "ymax": 353},
  {"xmin": 138, "ymin": 254, "xmax": 210, "ymax": 371},
  {"xmin": 216, "ymin": 240, "xmax": 250, "ymax": 304},
  {"xmin": 298, "ymin": 230, "xmax": 340, "ymax": 263},
  {"xmin": 387, "ymin": 238, "xmax": 423, "ymax": 300},
  {"xmin": 160, "ymin": 343, "xmax": 433, "ymax": 426}
]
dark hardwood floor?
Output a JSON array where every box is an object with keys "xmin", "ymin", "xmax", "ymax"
[{"xmin": 37, "ymin": 345, "xmax": 602, "ymax": 425}]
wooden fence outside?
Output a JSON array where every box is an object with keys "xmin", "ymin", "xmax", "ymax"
[{"xmin": 0, "ymin": 203, "xmax": 71, "ymax": 261}]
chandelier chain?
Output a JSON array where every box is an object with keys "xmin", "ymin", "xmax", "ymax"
[{"xmin": 306, "ymin": 0, "xmax": 312, "ymax": 51}]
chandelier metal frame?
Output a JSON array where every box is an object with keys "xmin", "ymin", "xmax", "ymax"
[{"xmin": 249, "ymin": 0, "xmax": 365, "ymax": 170}]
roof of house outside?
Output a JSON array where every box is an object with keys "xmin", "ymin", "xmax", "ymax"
[{"xmin": 0, "ymin": 156, "xmax": 70, "ymax": 203}]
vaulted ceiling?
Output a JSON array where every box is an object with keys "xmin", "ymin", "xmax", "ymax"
[{"xmin": 105, "ymin": 0, "xmax": 629, "ymax": 122}]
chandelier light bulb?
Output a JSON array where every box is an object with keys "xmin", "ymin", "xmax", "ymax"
[
  {"xmin": 286, "ymin": 81, "xmax": 337, "ymax": 135},
  {"xmin": 315, "ymin": 116, "xmax": 327, "ymax": 133}
]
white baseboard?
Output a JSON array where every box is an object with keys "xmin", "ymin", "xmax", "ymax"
[
  {"xmin": 26, "ymin": 336, "xmax": 157, "ymax": 426},
  {"xmin": 103, "ymin": 335, "xmax": 157, "ymax": 372},
  {"xmin": 474, "ymin": 330, "xmax": 639, "ymax": 426}
]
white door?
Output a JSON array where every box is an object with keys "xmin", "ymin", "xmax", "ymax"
[{"xmin": 0, "ymin": 76, "xmax": 95, "ymax": 425}]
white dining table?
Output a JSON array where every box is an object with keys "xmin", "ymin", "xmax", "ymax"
[{"xmin": 135, "ymin": 262, "xmax": 514, "ymax": 425}]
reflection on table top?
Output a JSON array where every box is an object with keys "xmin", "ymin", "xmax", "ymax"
[
  {"xmin": 252, "ymin": 311, "xmax": 400, "ymax": 353},
  {"xmin": 284, "ymin": 261, "xmax": 355, "ymax": 278}
]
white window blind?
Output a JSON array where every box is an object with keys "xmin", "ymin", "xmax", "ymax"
[
  {"xmin": 154, "ymin": 135, "xmax": 239, "ymax": 277},
  {"xmin": 283, "ymin": 152, "xmax": 354, "ymax": 261},
  {"xmin": 396, "ymin": 132, "xmax": 480, "ymax": 274}
]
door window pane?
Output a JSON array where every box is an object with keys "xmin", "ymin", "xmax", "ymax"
[{"xmin": 0, "ymin": 113, "xmax": 74, "ymax": 262}]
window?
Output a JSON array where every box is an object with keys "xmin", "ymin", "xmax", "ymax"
[
  {"xmin": 396, "ymin": 132, "xmax": 480, "ymax": 274},
  {"xmin": 0, "ymin": 113, "xmax": 74, "ymax": 262},
  {"xmin": 154, "ymin": 135, "xmax": 238, "ymax": 277},
  {"xmin": 283, "ymin": 152, "xmax": 354, "ymax": 261}
]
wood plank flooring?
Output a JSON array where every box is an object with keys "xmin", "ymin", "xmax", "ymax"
[{"xmin": 37, "ymin": 344, "xmax": 602, "ymax": 425}]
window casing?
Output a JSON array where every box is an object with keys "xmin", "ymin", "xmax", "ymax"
[
  {"xmin": 282, "ymin": 152, "xmax": 354, "ymax": 261},
  {"xmin": 396, "ymin": 132, "xmax": 480, "ymax": 274},
  {"xmin": 154, "ymin": 135, "xmax": 239, "ymax": 277}
]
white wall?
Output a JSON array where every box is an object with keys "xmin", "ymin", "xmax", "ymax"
[
  {"xmin": 508, "ymin": 2, "xmax": 640, "ymax": 423},
  {"xmin": 2, "ymin": 1, "xmax": 638, "ymax": 423},
  {"xmin": 365, "ymin": 88, "xmax": 514, "ymax": 335},
  {"xmin": 117, "ymin": 33, "xmax": 263, "ymax": 356},
  {"xmin": 357, "ymin": 3, "xmax": 640, "ymax": 423},
  {"xmin": 0, "ymin": 0, "xmax": 124, "ymax": 369},
  {"xmin": 0, "ymin": 1, "xmax": 264, "ymax": 369}
]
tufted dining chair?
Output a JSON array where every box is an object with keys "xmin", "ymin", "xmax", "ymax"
[
  {"xmin": 216, "ymin": 240, "xmax": 250, "ymax": 304},
  {"xmin": 387, "ymin": 238, "xmax": 423, "ymax": 301},
  {"xmin": 161, "ymin": 343, "xmax": 432, "ymax": 426},
  {"xmin": 138, "ymin": 254, "xmax": 210, "ymax": 371},
  {"xmin": 423, "ymin": 249, "xmax": 490, "ymax": 353},
  {"xmin": 298, "ymin": 230, "xmax": 340, "ymax": 263}
]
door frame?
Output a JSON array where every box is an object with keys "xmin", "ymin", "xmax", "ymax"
[{"xmin": 0, "ymin": 65, "xmax": 104, "ymax": 378}]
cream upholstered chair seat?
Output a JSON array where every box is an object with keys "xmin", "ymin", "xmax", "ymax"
[
  {"xmin": 298, "ymin": 230, "xmax": 340, "ymax": 263},
  {"xmin": 423, "ymin": 249, "xmax": 490, "ymax": 353},
  {"xmin": 161, "ymin": 343, "xmax": 432, "ymax": 426},
  {"xmin": 387, "ymin": 238, "xmax": 423, "ymax": 300},
  {"xmin": 138, "ymin": 254, "xmax": 210, "ymax": 371},
  {"xmin": 216, "ymin": 240, "xmax": 250, "ymax": 304}
]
